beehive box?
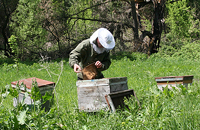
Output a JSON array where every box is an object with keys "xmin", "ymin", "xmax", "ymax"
[
  {"xmin": 105, "ymin": 89, "xmax": 140, "ymax": 112},
  {"xmin": 155, "ymin": 75, "xmax": 193, "ymax": 91},
  {"xmin": 76, "ymin": 77, "xmax": 128, "ymax": 112},
  {"xmin": 11, "ymin": 77, "xmax": 55, "ymax": 111}
]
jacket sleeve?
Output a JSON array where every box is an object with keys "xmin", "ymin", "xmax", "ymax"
[{"xmin": 69, "ymin": 42, "xmax": 88, "ymax": 68}]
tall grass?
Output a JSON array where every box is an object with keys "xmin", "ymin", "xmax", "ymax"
[{"xmin": 1, "ymin": 52, "xmax": 200, "ymax": 129}]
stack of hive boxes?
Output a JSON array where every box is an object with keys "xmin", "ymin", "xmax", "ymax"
[{"xmin": 76, "ymin": 77, "xmax": 139, "ymax": 112}]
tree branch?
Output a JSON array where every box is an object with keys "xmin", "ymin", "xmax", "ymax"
[{"xmin": 69, "ymin": 1, "xmax": 110, "ymax": 17}]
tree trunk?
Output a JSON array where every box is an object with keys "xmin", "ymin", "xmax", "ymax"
[
  {"xmin": 2, "ymin": 14, "xmax": 10, "ymax": 57},
  {"xmin": 149, "ymin": 0, "xmax": 165, "ymax": 55},
  {"xmin": 131, "ymin": 1, "xmax": 139, "ymax": 40}
]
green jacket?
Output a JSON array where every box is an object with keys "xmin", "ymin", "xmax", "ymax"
[{"xmin": 69, "ymin": 39, "xmax": 111, "ymax": 79}]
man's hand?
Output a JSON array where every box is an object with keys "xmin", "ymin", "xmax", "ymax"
[
  {"xmin": 74, "ymin": 64, "xmax": 81, "ymax": 73},
  {"xmin": 95, "ymin": 61, "xmax": 102, "ymax": 68}
]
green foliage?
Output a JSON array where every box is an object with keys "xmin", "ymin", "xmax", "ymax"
[
  {"xmin": 30, "ymin": 80, "xmax": 41, "ymax": 101},
  {"xmin": 166, "ymin": 0, "xmax": 200, "ymax": 39},
  {"xmin": 140, "ymin": 17, "xmax": 152, "ymax": 32},
  {"xmin": 155, "ymin": 39, "xmax": 200, "ymax": 59},
  {"xmin": 172, "ymin": 40, "xmax": 200, "ymax": 59},
  {"xmin": 10, "ymin": 0, "xmax": 47, "ymax": 60},
  {"xmin": 0, "ymin": 80, "xmax": 59, "ymax": 129},
  {"xmin": 3, "ymin": 0, "xmax": 199, "ymax": 61},
  {"xmin": 8, "ymin": 35, "xmax": 18, "ymax": 54},
  {"xmin": 2, "ymin": 50, "xmax": 200, "ymax": 128},
  {"xmin": 8, "ymin": 35, "xmax": 20, "ymax": 70},
  {"xmin": 8, "ymin": 0, "xmax": 98, "ymax": 60}
]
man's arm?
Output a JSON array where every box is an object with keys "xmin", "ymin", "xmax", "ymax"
[{"xmin": 69, "ymin": 40, "xmax": 89, "ymax": 72}]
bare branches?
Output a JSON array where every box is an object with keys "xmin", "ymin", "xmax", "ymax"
[{"xmin": 38, "ymin": 53, "xmax": 64, "ymax": 110}]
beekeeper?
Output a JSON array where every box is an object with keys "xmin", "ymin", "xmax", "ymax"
[{"xmin": 69, "ymin": 28, "xmax": 115, "ymax": 80}]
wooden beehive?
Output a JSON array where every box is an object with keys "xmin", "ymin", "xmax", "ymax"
[
  {"xmin": 76, "ymin": 77, "xmax": 128, "ymax": 112},
  {"xmin": 11, "ymin": 77, "xmax": 55, "ymax": 111},
  {"xmin": 155, "ymin": 75, "xmax": 193, "ymax": 91},
  {"xmin": 105, "ymin": 89, "xmax": 140, "ymax": 112}
]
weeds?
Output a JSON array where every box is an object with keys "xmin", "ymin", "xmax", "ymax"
[{"xmin": 1, "ymin": 53, "xmax": 200, "ymax": 129}]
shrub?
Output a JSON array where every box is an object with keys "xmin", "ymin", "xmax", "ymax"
[
  {"xmin": 166, "ymin": 0, "xmax": 200, "ymax": 39},
  {"xmin": 172, "ymin": 40, "xmax": 200, "ymax": 60}
]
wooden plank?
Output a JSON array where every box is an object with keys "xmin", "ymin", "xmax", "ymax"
[
  {"xmin": 76, "ymin": 78, "xmax": 109, "ymax": 87},
  {"xmin": 106, "ymin": 77, "xmax": 128, "ymax": 92},
  {"xmin": 11, "ymin": 77, "xmax": 55, "ymax": 92},
  {"xmin": 105, "ymin": 89, "xmax": 140, "ymax": 112},
  {"xmin": 155, "ymin": 75, "xmax": 193, "ymax": 91},
  {"xmin": 155, "ymin": 75, "xmax": 193, "ymax": 81},
  {"xmin": 155, "ymin": 78, "xmax": 183, "ymax": 82},
  {"xmin": 77, "ymin": 85, "xmax": 110, "ymax": 112}
]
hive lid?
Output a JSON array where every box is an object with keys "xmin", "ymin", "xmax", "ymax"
[
  {"xmin": 105, "ymin": 89, "xmax": 140, "ymax": 112},
  {"xmin": 155, "ymin": 75, "xmax": 194, "ymax": 82},
  {"xmin": 82, "ymin": 63, "xmax": 97, "ymax": 80},
  {"xmin": 11, "ymin": 77, "xmax": 55, "ymax": 89}
]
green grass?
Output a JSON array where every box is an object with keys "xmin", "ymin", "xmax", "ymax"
[{"xmin": 1, "ymin": 53, "xmax": 200, "ymax": 129}]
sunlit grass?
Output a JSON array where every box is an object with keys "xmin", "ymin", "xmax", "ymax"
[{"xmin": 1, "ymin": 53, "xmax": 200, "ymax": 129}]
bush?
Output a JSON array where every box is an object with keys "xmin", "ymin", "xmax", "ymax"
[
  {"xmin": 166, "ymin": 0, "xmax": 200, "ymax": 39},
  {"xmin": 155, "ymin": 38, "xmax": 200, "ymax": 59},
  {"xmin": 172, "ymin": 40, "xmax": 200, "ymax": 59}
]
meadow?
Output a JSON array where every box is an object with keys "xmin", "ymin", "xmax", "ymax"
[{"xmin": 1, "ymin": 52, "xmax": 200, "ymax": 129}]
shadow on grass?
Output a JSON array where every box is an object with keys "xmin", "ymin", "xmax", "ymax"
[
  {"xmin": 111, "ymin": 51, "xmax": 148, "ymax": 61},
  {"xmin": 0, "ymin": 57, "xmax": 69, "ymax": 66},
  {"xmin": 0, "ymin": 51, "xmax": 147, "ymax": 66}
]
